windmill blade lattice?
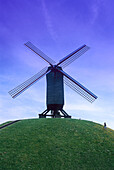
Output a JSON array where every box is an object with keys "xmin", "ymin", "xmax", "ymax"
[
  {"xmin": 56, "ymin": 69, "xmax": 97, "ymax": 101},
  {"xmin": 58, "ymin": 45, "xmax": 90, "ymax": 68},
  {"xmin": 25, "ymin": 41, "xmax": 56, "ymax": 65},
  {"xmin": 9, "ymin": 67, "xmax": 48, "ymax": 98},
  {"xmin": 64, "ymin": 77, "xmax": 95, "ymax": 103}
]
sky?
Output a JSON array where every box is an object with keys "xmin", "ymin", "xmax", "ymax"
[{"xmin": 0, "ymin": 0, "xmax": 114, "ymax": 129}]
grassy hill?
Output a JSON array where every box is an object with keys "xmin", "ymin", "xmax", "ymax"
[{"xmin": 0, "ymin": 119, "xmax": 114, "ymax": 170}]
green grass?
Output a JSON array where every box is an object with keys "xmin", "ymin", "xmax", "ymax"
[
  {"xmin": 0, "ymin": 119, "xmax": 114, "ymax": 170},
  {"xmin": 0, "ymin": 121, "xmax": 12, "ymax": 127}
]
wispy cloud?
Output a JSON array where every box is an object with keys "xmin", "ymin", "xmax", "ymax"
[
  {"xmin": 66, "ymin": 103, "xmax": 102, "ymax": 112},
  {"xmin": 91, "ymin": 0, "xmax": 105, "ymax": 24},
  {"xmin": 41, "ymin": 0, "xmax": 58, "ymax": 41}
]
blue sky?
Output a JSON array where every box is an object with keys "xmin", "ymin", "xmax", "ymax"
[{"xmin": 0, "ymin": 0, "xmax": 114, "ymax": 129}]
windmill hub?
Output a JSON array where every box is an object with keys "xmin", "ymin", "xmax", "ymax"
[
  {"xmin": 9, "ymin": 42, "xmax": 98, "ymax": 119},
  {"xmin": 49, "ymin": 65, "xmax": 61, "ymax": 72}
]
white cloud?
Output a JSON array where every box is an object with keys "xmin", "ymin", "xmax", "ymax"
[
  {"xmin": 41, "ymin": 0, "xmax": 58, "ymax": 41},
  {"xmin": 66, "ymin": 103, "xmax": 102, "ymax": 112},
  {"xmin": 91, "ymin": 0, "xmax": 105, "ymax": 24}
]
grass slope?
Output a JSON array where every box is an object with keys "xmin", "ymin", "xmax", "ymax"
[
  {"xmin": 0, "ymin": 121, "xmax": 12, "ymax": 127},
  {"xmin": 0, "ymin": 119, "xmax": 114, "ymax": 170}
]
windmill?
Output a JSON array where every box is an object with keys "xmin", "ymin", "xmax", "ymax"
[{"xmin": 9, "ymin": 42, "xmax": 98, "ymax": 118}]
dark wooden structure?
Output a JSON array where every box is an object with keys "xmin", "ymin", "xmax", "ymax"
[
  {"xmin": 9, "ymin": 41, "xmax": 98, "ymax": 119},
  {"xmin": 39, "ymin": 66, "xmax": 71, "ymax": 118}
]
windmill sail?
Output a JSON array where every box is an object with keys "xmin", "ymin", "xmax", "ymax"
[
  {"xmin": 56, "ymin": 69, "xmax": 97, "ymax": 102},
  {"xmin": 57, "ymin": 45, "xmax": 89, "ymax": 68},
  {"xmin": 9, "ymin": 67, "xmax": 49, "ymax": 98},
  {"xmin": 25, "ymin": 41, "xmax": 56, "ymax": 65},
  {"xmin": 64, "ymin": 77, "xmax": 95, "ymax": 103}
]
